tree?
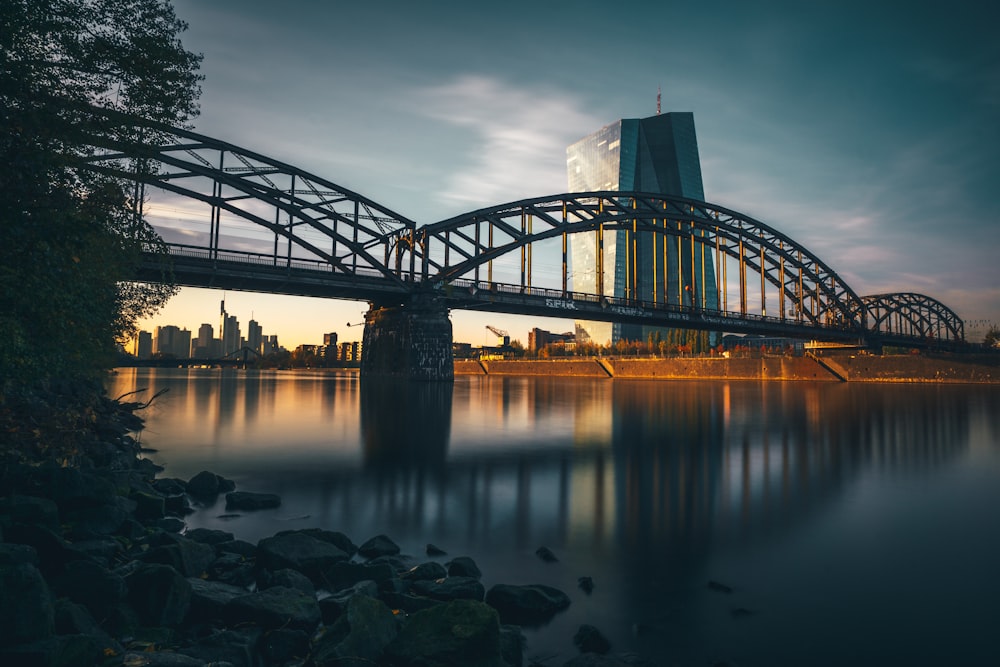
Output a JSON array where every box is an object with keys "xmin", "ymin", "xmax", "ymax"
[{"xmin": 1, "ymin": 0, "xmax": 202, "ymax": 390}]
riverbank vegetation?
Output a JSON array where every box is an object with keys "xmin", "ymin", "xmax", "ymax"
[{"xmin": 1, "ymin": 0, "xmax": 201, "ymax": 458}]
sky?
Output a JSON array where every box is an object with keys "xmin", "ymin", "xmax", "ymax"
[{"xmin": 137, "ymin": 0, "xmax": 1000, "ymax": 347}]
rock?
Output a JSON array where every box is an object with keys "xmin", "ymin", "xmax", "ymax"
[
  {"xmin": 260, "ymin": 627, "xmax": 310, "ymax": 664},
  {"xmin": 3, "ymin": 494, "xmax": 59, "ymax": 528},
  {"xmin": 535, "ymin": 546, "xmax": 559, "ymax": 563},
  {"xmin": 379, "ymin": 590, "xmax": 442, "ymax": 614},
  {"xmin": 500, "ymin": 624, "xmax": 526, "ymax": 667},
  {"xmin": 411, "ymin": 576, "xmax": 486, "ymax": 602},
  {"xmin": 312, "ymin": 594, "xmax": 398, "ymax": 665},
  {"xmin": 574, "ymin": 624, "xmax": 611, "ymax": 654},
  {"xmin": 53, "ymin": 599, "xmax": 121, "ymax": 654},
  {"xmin": 2, "ymin": 523, "xmax": 71, "ymax": 572},
  {"xmin": 446, "ymin": 555, "xmax": 482, "ymax": 579},
  {"xmin": 63, "ymin": 500, "xmax": 130, "ymax": 535},
  {"xmin": 318, "ymin": 580, "xmax": 379, "ymax": 624},
  {"xmin": 426, "ymin": 543, "xmax": 447, "ymax": 556},
  {"xmin": 184, "ymin": 527, "xmax": 235, "ymax": 545},
  {"xmin": 52, "ymin": 559, "xmax": 127, "ymax": 618},
  {"xmin": 139, "ymin": 533, "xmax": 216, "ymax": 578},
  {"xmin": 121, "ymin": 650, "xmax": 205, "ymax": 665},
  {"xmin": 322, "ymin": 560, "xmax": 397, "ymax": 592},
  {"xmin": 280, "ymin": 527, "xmax": 358, "ymax": 557},
  {"xmin": 369, "ymin": 553, "xmax": 410, "ymax": 573},
  {"xmin": 216, "ymin": 562, "xmax": 256, "ymax": 588},
  {"xmin": 0, "ymin": 634, "xmax": 104, "ymax": 667},
  {"xmin": 187, "ymin": 577, "xmax": 249, "ymax": 624},
  {"xmin": 578, "ymin": 576, "xmax": 594, "ymax": 594},
  {"xmin": 49, "ymin": 467, "xmax": 117, "ymax": 509},
  {"xmin": 151, "ymin": 477, "xmax": 188, "ymax": 496},
  {"xmin": 0, "ymin": 562, "xmax": 54, "ymax": 644},
  {"xmin": 257, "ymin": 531, "xmax": 350, "ymax": 581},
  {"xmin": 131, "ymin": 490, "xmax": 166, "ymax": 520},
  {"xmin": 162, "ymin": 493, "xmax": 192, "ymax": 516},
  {"xmin": 358, "ymin": 533, "xmax": 400, "ymax": 559},
  {"xmin": 157, "ymin": 517, "xmax": 186, "ymax": 533},
  {"xmin": 177, "ymin": 627, "xmax": 259, "ymax": 666},
  {"xmin": 225, "ymin": 491, "xmax": 281, "ymax": 511},
  {"xmin": 218, "ymin": 539, "xmax": 257, "ymax": 558},
  {"xmin": 125, "ymin": 563, "xmax": 192, "ymax": 627},
  {"xmin": 485, "ymin": 583, "xmax": 571, "ymax": 626},
  {"xmin": 186, "ymin": 470, "xmax": 220, "ymax": 497},
  {"xmin": 385, "ymin": 599, "xmax": 507, "ymax": 667},
  {"xmin": 401, "ymin": 561, "xmax": 448, "ymax": 581},
  {"xmin": 64, "ymin": 537, "xmax": 122, "ymax": 565},
  {"xmin": 0, "ymin": 542, "xmax": 40, "ymax": 567},
  {"xmin": 562, "ymin": 654, "xmax": 633, "ymax": 667},
  {"xmin": 223, "ymin": 585, "xmax": 321, "ymax": 632},
  {"xmin": 258, "ymin": 567, "xmax": 315, "ymax": 595}
]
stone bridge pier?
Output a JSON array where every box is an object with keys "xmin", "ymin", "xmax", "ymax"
[{"xmin": 360, "ymin": 294, "xmax": 454, "ymax": 381}]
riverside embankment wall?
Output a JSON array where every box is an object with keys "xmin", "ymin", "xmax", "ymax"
[
  {"xmin": 828, "ymin": 354, "xmax": 997, "ymax": 383},
  {"xmin": 455, "ymin": 357, "xmax": 840, "ymax": 381},
  {"xmin": 454, "ymin": 355, "xmax": 999, "ymax": 383}
]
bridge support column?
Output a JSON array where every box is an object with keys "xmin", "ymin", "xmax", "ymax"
[{"xmin": 360, "ymin": 295, "xmax": 454, "ymax": 382}]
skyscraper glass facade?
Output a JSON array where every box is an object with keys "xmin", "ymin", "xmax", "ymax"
[{"xmin": 567, "ymin": 112, "xmax": 718, "ymax": 344}]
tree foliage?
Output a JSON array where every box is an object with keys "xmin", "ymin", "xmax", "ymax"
[{"xmin": 1, "ymin": 0, "xmax": 202, "ymax": 389}]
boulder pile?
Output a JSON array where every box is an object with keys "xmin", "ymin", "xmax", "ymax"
[{"xmin": 0, "ymin": 396, "xmax": 654, "ymax": 666}]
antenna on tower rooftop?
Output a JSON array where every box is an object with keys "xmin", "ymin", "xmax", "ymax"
[{"xmin": 657, "ymin": 86, "xmax": 661, "ymax": 115}]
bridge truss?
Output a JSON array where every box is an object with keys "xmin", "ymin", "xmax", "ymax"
[
  {"xmin": 82, "ymin": 113, "xmax": 416, "ymax": 300},
  {"xmin": 78, "ymin": 112, "xmax": 965, "ymax": 346},
  {"xmin": 409, "ymin": 194, "xmax": 868, "ymax": 336},
  {"xmin": 861, "ymin": 292, "xmax": 965, "ymax": 344}
]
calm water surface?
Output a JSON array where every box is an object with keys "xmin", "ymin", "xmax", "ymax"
[{"xmin": 108, "ymin": 368, "xmax": 1000, "ymax": 666}]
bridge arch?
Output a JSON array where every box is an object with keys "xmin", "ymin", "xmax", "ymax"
[
  {"xmin": 862, "ymin": 292, "xmax": 964, "ymax": 343},
  {"xmin": 82, "ymin": 112, "xmax": 416, "ymax": 286},
  {"xmin": 411, "ymin": 193, "xmax": 868, "ymax": 332}
]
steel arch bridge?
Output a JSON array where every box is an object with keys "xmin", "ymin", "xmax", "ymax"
[
  {"xmin": 80, "ymin": 114, "xmax": 964, "ymax": 347},
  {"xmin": 861, "ymin": 292, "xmax": 965, "ymax": 345}
]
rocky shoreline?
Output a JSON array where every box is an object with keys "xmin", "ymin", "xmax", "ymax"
[{"xmin": 0, "ymin": 395, "xmax": 655, "ymax": 667}]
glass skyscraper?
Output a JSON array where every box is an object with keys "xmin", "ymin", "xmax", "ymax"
[{"xmin": 567, "ymin": 112, "xmax": 718, "ymax": 344}]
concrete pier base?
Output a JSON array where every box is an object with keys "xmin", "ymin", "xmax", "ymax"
[{"xmin": 360, "ymin": 296, "xmax": 454, "ymax": 381}]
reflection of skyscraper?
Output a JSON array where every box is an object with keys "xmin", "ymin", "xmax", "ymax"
[{"xmin": 567, "ymin": 112, "xmax": 718, "ymax": 344}]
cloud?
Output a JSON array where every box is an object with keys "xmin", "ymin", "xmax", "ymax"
[{"xmin": 412, "ymin": 75, "xmax": 603, "ymax": 215}]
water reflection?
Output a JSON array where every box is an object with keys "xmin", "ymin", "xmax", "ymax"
[
  {"xmin": 359, "ymin": 380, "xmax": 452, "ymax": 469},
  {"xmin": 108, "ymin": 369, "xmax": 999, "ymax": 663}
]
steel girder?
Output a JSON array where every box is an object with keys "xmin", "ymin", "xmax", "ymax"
[
  {"xmin": 862, "ymin": 292, "xmax": 965, "ymax": 342},
  {"xmin": 80, "ymin": 110, "xmax": 415, "ymax": 286},
  {"xmin": 412, "ymin": 193, "xmax": 868, "ymax": 332}
]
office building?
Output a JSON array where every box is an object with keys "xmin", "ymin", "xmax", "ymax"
[
  {"xmin": 567, "ymin": 111, "xmax": 718, "ymax": 344},
  {"xmin": 153, "ymin": 325, "xmax": 191, "ymax": 358}
]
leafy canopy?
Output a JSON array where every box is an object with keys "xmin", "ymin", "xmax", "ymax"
[{"xmin": 1, "ymin": 0, "xmax": 203, "ymax": 389}]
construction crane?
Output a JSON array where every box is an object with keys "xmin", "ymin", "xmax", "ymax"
[{"xmin": 485, "ymin": 325, "xmax": 510, "ymax": 347}]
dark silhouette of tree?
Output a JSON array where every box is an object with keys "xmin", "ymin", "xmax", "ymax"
[{"xmin": 1, "ymin": 0, "xmax": 202, "ymax": 389}]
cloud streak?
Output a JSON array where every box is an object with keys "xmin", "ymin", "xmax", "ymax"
[{"xmin": 412, "ymin": 75, "xmax": 603, "ymax": 216}]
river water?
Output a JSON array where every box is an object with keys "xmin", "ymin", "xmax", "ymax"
[{"xmin": 108, "ymin": 368, "xmax": 1000, "ymax": 666}]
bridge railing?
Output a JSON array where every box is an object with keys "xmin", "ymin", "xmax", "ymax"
[
  {"xmin": 442, "ymin": 277, "xmax": 863, "ymax": 335},
  {"xmin": 157, "ymin": 242, "xmax": 391, "ymax": 280}
]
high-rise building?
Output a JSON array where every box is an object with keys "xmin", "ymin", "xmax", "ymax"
[
  {"xmin": 153, "ymin": 325, "xmax": 191, "ymax": 358},
  {"xmin": 133, "ymin": 330, "xmax": 153, "ymax": 359},
  {"xmin": 247, "ymin": 319, "xmax": 263, "ymax": 355},
  {"xmin": 567, "ymin": 111, "xmax": 718, "ymax": 344},
  {"xmin": 192, "ymin": 323, "xmax": 220, "ymax": 359}
]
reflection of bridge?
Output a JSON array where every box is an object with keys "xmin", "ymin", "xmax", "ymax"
[{"xmin": 85, "ymin": 115, "xmax": 966, "ymax": 379}]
